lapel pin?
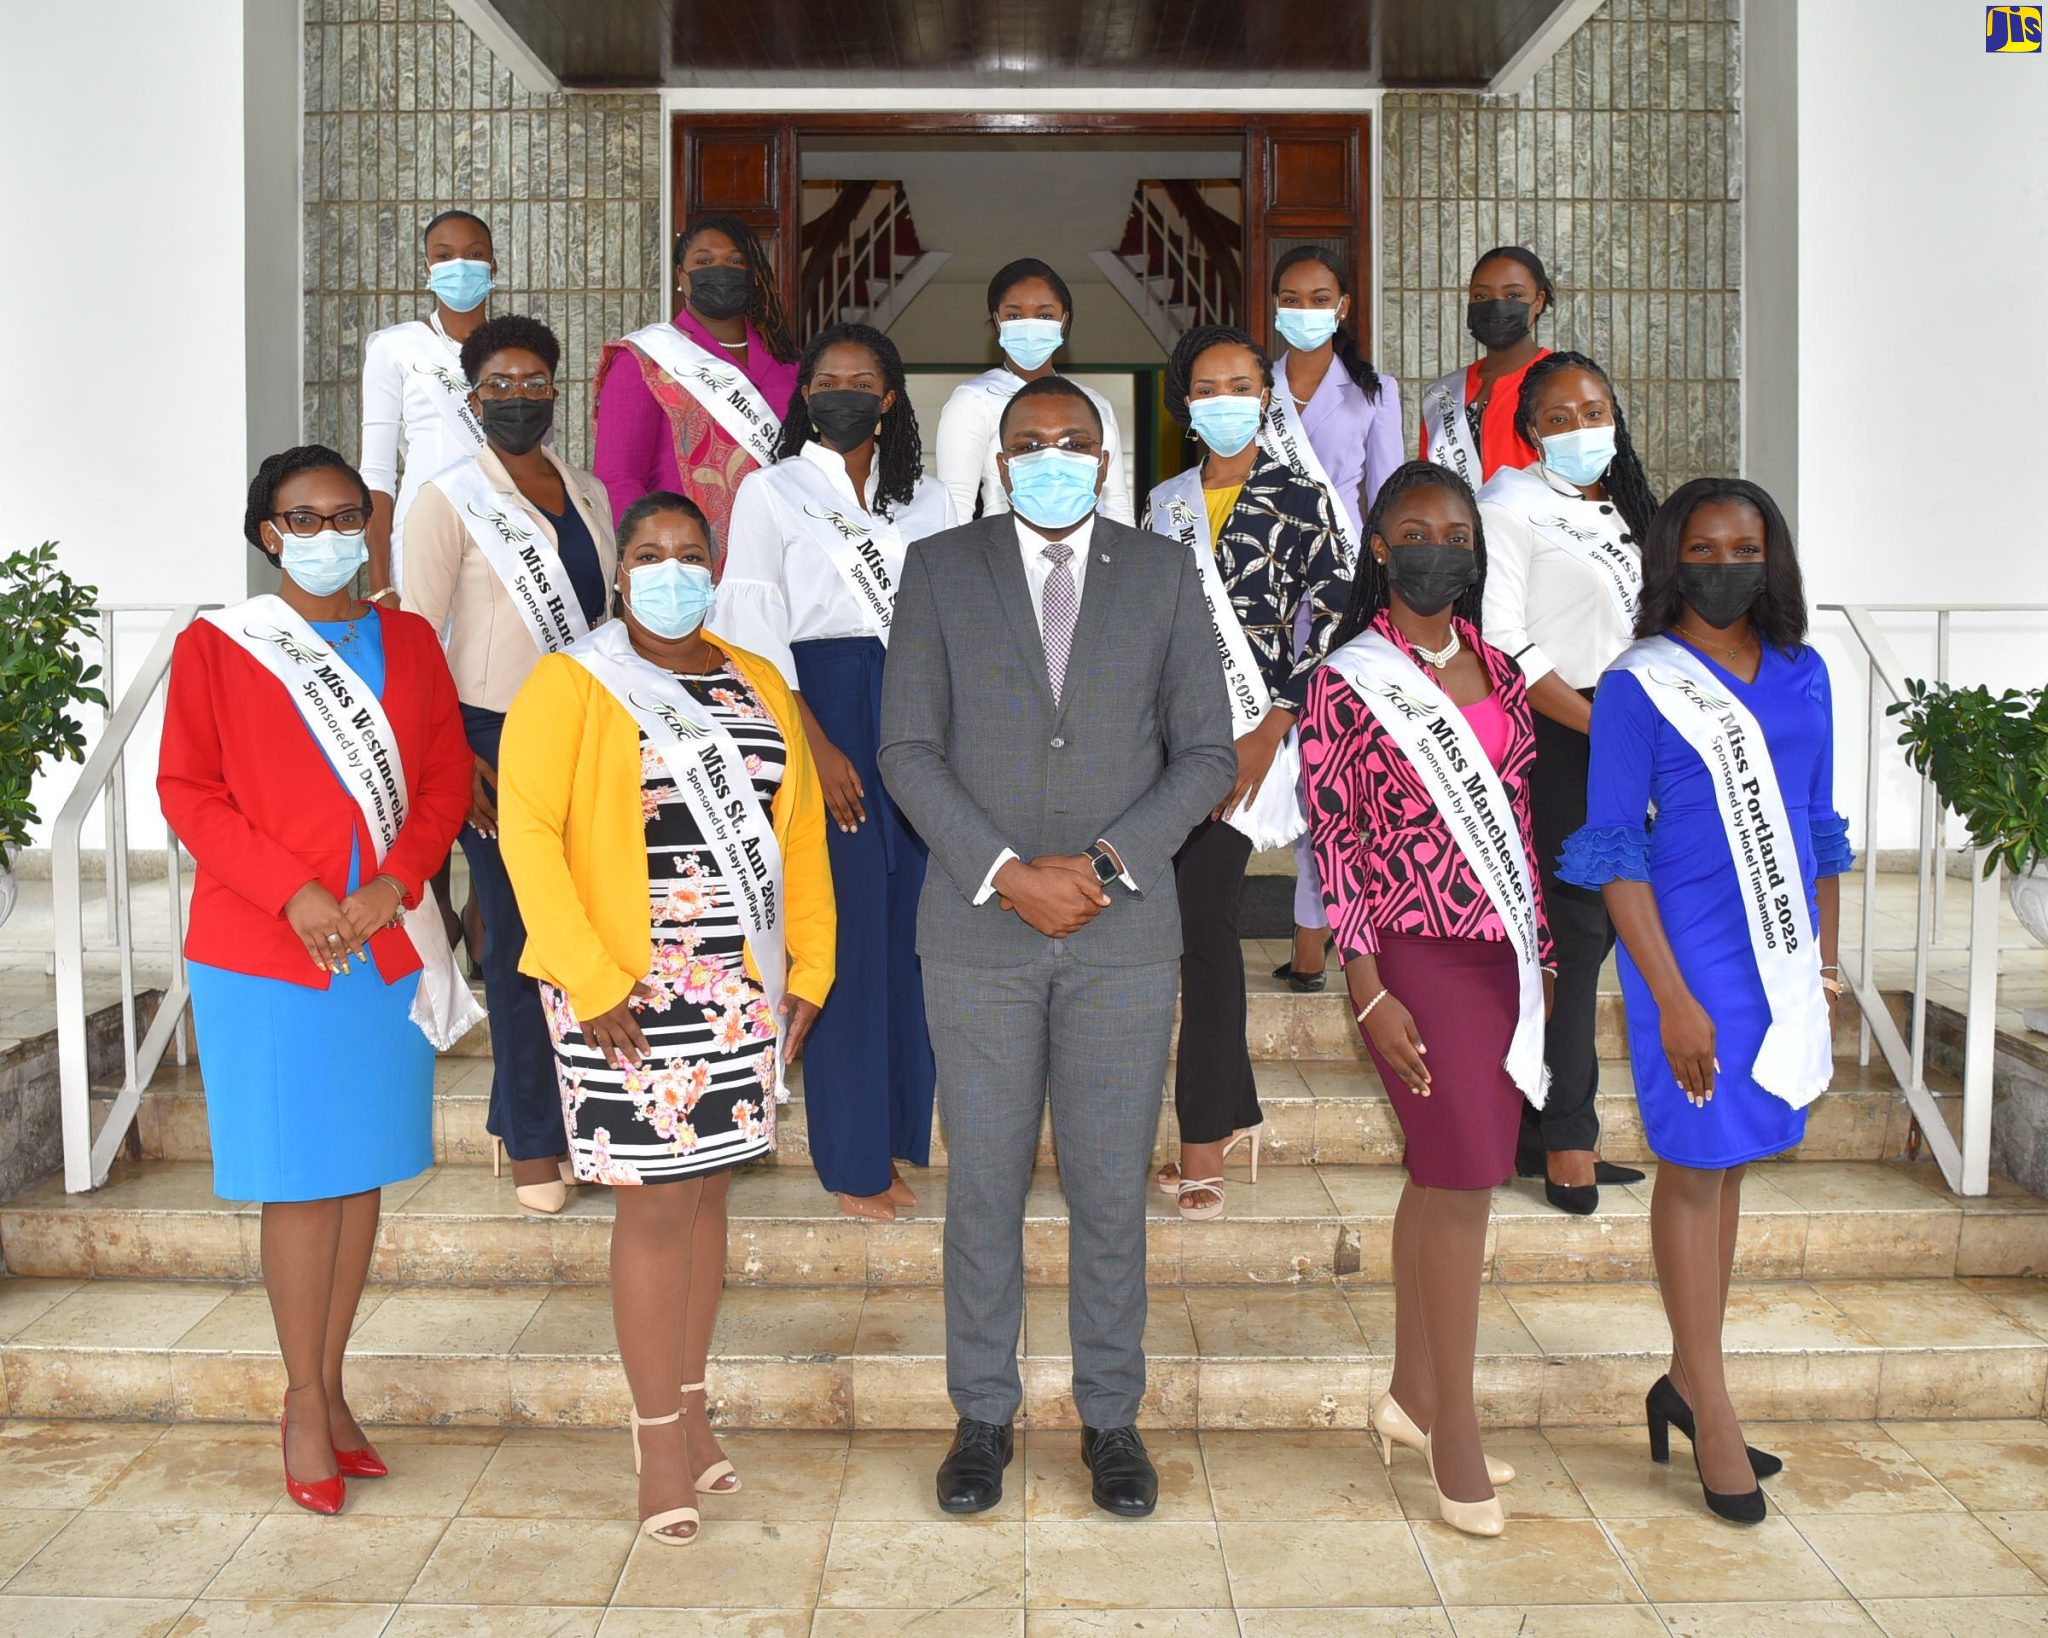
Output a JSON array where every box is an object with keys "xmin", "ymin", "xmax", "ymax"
[{"xmin": 1099, "ymin": 554, "xmax": 1111, "ymax": 564}]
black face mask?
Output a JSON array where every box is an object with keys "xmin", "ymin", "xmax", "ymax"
[
  {"xmin": 686, "ymin": 264, "xmax": 753, "ymax": 321},
  {"xmin": 1678, "ymin": 562, "xmax": 1767, "ymax": 630},
  {"xmin": 477, "ymin": 396, "xmax": 554, "ymax": 456},
  {"xmin": 1385, "ymin": 543, "xmax": 1479, "ymax": 617},
  {"xmin": 1466, "ymin": 298, "xmax": 1533, "ymax": 351},
  {"xmin": 806, "ymin": 389, "xmax": 884, "ymax": 452}
]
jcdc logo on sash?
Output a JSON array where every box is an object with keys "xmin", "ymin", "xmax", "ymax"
[{"xmin": 1987, "ymin": 6, "xmax": 2042, "ymax": 51}]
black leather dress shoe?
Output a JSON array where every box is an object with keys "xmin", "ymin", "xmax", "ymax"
[
  {"xmin": 936, "ymin": 1418, "xmax": 1014, "ymax": 1515},
  {"xmin": 1544, "ymin": 1179, "xmax": 1599, "ymax": 1216},
  {"xmin": 1081, "ymin": 1425, "xmax": 1158, "ymax": 1518}
]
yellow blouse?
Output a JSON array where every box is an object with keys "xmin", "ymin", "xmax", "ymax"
[
  {"xmin": 1203, "ymin": 481, "xmax": 1243, "ymax": 546},
  {"xmin": 496, "ymin": 632, "xmax": 836, "ymax": 1023}
]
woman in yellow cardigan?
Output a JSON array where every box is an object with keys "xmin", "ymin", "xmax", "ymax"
[{"xmin": 498, "ymin": 489, "xmax": 834, "ymax": 1547}]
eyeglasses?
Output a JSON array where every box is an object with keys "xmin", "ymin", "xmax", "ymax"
[
  {"xmin": 476, "ymin": 374, "xmax": 555, "ymax": 398},
  {"xmin": 1005, "ymin": 434, "xmax": 1101, "ymax": 457},
  {"xmin": 273, "ymin": 506, "xmax": 371, "ymax": 537}
]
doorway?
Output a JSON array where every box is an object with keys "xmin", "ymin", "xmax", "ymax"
[{"xmin": 669, "ymin": 112, "xmax": 1373, "ymax": 499}]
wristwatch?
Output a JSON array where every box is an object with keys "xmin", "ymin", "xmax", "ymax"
[{"xmin": 1084, "ymin": 841, "xmax": 1121, "ymax": 886}]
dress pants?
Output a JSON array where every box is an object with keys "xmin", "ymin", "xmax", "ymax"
[
  {"xmin": 925, "ymin": 944, "xmax": 1178, "ymax": 1430},
  {"xmin": 793, "ymin": 637, "xmax": 936, "ymax": 1198},
  {"xmin": 1172, "ymin": 816, "xmax": 1262, "ymax": 1147},
  {"xmin": 459, "ymin": 704, "xmax": 564, "ymax": 1163},
  {"xmin": 1520, "ymin": 704, "xmax": 1613, "ymax": 1160}
]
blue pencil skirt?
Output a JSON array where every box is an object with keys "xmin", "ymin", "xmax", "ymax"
[
  {"xmin": 189, "ymin": 958, "xmax": 433, "ymax": 1203},
  {"xmin": 793, "ymin": 636, "xmax": 936, "ymax": 1197}
]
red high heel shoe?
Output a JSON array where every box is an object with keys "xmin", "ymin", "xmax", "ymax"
[
  {"xmin": 280, "ymin": 1406, "xmax": 345, "ymax": 1515},
  {"xmin": 333, "ymin": 1441, "xmax": 389, "ymax": 1479}
]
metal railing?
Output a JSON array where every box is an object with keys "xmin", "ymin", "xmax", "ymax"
[
  {"xmin": 1091, "ymin": 180, "xmax": 1238, "ymax": 353},
  {"xmin": 1823, "ymin": 602, "xmax": 2048, "ymax": 1196},
  {"xmin": 804, "ymin": 182, "xmax": 940, "ymax": 338},
  {"xmin": 54, "ymin": 603, "xmax": 211, "ymax": 1193}
]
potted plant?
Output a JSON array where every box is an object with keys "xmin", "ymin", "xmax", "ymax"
[
  {"xmin": 1891, "ymin": 678, "xmax": 2048, "ymax": 950},
  {"xmin": 0, "ymin": 543, "xmax": 106, "ymax": 925}
]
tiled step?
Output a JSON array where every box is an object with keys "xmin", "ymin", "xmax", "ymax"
[
  {"xmin": 8, "ymin": 1158, "xmax": 2041, "ymax": 1291},
  {"xmin": 1, "ymin": 1271, "xmax": 2042, "ymax": 1431},
  {"xmin": 130, "ymin": 1054, "xmax": 1917, "ymax": 1172}
]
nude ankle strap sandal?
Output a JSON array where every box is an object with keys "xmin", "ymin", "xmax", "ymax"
[
  {"xmin": 681, "ymin": 1382, "xmax": 740, "ymax": 1494},
  {"xmin": 630, "ymin": 1408, "xmax": 700, "ymax": 1545}
]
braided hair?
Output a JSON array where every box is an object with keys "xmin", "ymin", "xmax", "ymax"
[
  {"xmin": 675, "ymin": 213, "xmax": 797, "ymax": 364},
  {"xmin": 1163, "ymin": 323, "xmax": 1274, "ymax": 430},
  {"xmin": 775, "ymin": 323, "xmax": 923, "ymax": 519},
  {"xmin": 1513, "ymin": 351, "xmax": 1660, "ymax": 542},
  {"xmin": 1327, "ymin": 460, "xmax": 1487, "ymax": 652},
  {"xmin": 1271, "ymin": 246, "xmax": 1382, "ymax": 404},
  {"xmin": 242, "ymin": 444, "xmax": 371, "ymax": 556}
]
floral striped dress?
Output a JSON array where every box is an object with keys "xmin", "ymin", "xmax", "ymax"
[{"xmin": 543, "ymin": 663, "xmax": 786, "ymax": 1184}]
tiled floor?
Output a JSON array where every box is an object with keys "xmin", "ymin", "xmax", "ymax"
[{"xmin": 1, "ymin": 1417, "xmax": 2046, "ymax": 1634}]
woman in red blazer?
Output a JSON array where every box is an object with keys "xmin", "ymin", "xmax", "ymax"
[{"xmin": 158, "ymin": 445, "xmax": 470, "ymax": 1514}]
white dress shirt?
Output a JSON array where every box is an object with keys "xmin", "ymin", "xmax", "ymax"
[
  {"xmin": 933, "ymin": 367, "xmax": 1136, "ymax": 527},
  {"xmin": 716, "ymin": 440, "xmax": 957, "ymax": 690},
  {"xmin": 1478, "ymin": 462, "xmax": 1642, "ymax": 692},
  {"xmin": 974, "ymin": 511, "xmax": 1135, "ymax": 902},
  {"xmin": 358, "ymin": 316, "xmax": 488, "ymax": 587}
]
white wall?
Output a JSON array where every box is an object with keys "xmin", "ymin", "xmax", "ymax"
[
  {"xmin": 1747, "ymin": 0, "xmax": 2048, "ymax": 850},
  {"xmin": 1, "ymin": 1, "xmax": 300, "ymax": 852}
]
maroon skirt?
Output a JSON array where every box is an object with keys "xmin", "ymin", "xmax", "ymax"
[{"xmin": 1361, "ymin": 932, "xmax": 1524, "ymax": 1190}]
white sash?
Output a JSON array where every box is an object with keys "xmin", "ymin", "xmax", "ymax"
[
  {"xmin": 621, "ymin": 323, "xmax": 781, "ymax": 469},
  {"xmin": 1322, "ymin": 631, "xmax": 1548, "ymax": 1105},
  {"xmin": 198, "ymin": 597, "xmax": 484, "ymax": 1050},
  {"xmin": 431, "ymin": 458, "xmax": 590, "ymax": 655},
  {"xmin": 1422, "ymin": 367, "xmax": 1482, "ymax": 491},
  {"xmin": 396, "ymin": 321, "xmax": 488, "ymax": 453},
  {"xmin": 571, "ymin": 621, "xmax": 791, "ymax": 1097},
  {"xmin": 1491, "ymin": 466, "xmax": 1642, "ymax": 630},
  {"xmin": 1264, "ymin": 359, "xmax": 1361, "ymax": 569},
  {"xmin": 1613, "ymin": 637, "xmax": 1832, "ymax": 1108},
  {"xmin": 776, "ymin": 454, "xmax": 904, "ymax": 644},
  {"xmin": 1146, "ymin": 468, "xmax": 1305, "ymax": 851}
]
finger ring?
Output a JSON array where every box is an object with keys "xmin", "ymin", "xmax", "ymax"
[{"xmin": 326, "ymin": 933, "xmax": 342, "ymax": 945}]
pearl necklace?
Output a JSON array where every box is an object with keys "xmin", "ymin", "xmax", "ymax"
[{"xmin": 1411, "ymin": 626, "xmax": 1461, "ymax": 670}]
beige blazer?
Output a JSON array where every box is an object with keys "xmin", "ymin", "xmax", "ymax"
[{"xmin": 401, "ymin": 445, "xmax": 617, "ymax": 713}]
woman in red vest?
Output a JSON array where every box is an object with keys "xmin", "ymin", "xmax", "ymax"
[{"xmin": 1416, "ymin": 247, "xmax": 1555, "ymax": 487}]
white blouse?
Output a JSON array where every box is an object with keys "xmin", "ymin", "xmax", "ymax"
[
  {"xmin": 1478, "ymin": 462, "xmax": 1643, "ymax": 692},
  {"xmin": 358, "ymin": 316, "xmax": 488, "ymax": 585},
  {"xmin": 717, "ymin": 440, "xmax": 957, "ymax": 691},
  {"xmin": 932, "ymin": 367, "xmax": 1135, "ymax": 528}
]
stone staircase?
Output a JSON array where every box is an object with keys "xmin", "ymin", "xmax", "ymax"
[{"xmin": 1, "ymin": 946, "xmax": 2044, "ymax": 1434}]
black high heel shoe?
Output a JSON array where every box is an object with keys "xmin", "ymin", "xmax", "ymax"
[
  {"xmin": 1644, "ymin": 1375, "xmax": 1782, "ymax": 1478},
  {"xmin": 1646, "ymin": 1378, "xmax": 1766, "ymax": 1524},
  {"xmin": 1269, "ymin": 936, "xmax": 1334, "ymax": 993}
]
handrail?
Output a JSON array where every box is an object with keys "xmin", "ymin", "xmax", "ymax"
[
  {"xmin": 54, "ymin": 602, "xmax": 212, "ymax": 1192},
  {"xmin": 799, "ymin": 179, "xmax": 877, "ymax": 316},
  {"xmin": 1819, "ymin": 600, "xmax": 2048, "ymax": 1196}
]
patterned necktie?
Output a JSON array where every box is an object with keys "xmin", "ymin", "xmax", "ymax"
[{"xmin": 1040, "ymin": 542, "xmax": 1077, "ymax": 707}]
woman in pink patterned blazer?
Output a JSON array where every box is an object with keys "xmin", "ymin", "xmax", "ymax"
[{"xmin": 1300, "ymin": 460, "xmax": 1555, "ymax": 1540}]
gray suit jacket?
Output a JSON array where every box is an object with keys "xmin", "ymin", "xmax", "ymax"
[{"xmin": 879, "ymin": 513, "xmax": 1235, "ymax": 968}]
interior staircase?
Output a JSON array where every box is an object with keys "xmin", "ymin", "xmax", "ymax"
[
  {"xmin": 799, "ymin": 179, "xmax": 952, "ymax": 338},
  {"xmin": 1090, "ymin": 178, "xmax": 1243, "ymax": 352},
  {"xmin": 1, "ymin": 944, "xmax": 2045, "ymax": 1435}
]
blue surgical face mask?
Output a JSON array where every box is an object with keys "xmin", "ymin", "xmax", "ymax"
[
  {"xmin": 1541, "ymin": 424, "xmax": 1618, "ymax": 487},
  {"xmin": 278, "ymin": 528, "xmax": 368, "ymax": 597},
  {"xmin": 628, "ymin": 560, "xmax": 716, "ymax": 639},
  {"xmin": 998, "ymin": 318, "xmax": 1065, "ymax": 371},
  {"xmin": 1187, "ymin": 394, "xmax": 1265, "ymax": 458},
  {"xmin": 1004, "ymin": 448, "xmax": 1101, "ymax": 531},
  {"xmin": 1274, "ymin": 307, "xmax": 1341, "ymax": 351},
  {"xmin": 427, "ymin": 258, "xmax": 493, "ymax": 313}
]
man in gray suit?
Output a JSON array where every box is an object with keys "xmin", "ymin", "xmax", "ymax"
[{"xmin": 879, "ymin": 376, "xmax": 1234, "ymax": 1518}]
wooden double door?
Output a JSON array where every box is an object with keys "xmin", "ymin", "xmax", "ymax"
[{"xmin": 671, "ymin": 112, "xmax": 1374, "ymax": 345}]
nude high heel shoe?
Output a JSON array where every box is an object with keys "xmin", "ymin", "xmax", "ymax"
[
  {"xmin": 1425, "ymin": 1430, "xmax": 1504, "ymax": 1538},
  {"xmin": 1371, "ymin": 1392, "xmax": 1516, "ymax": 1485},
  {"xmin": 496, "ymin": 1139, "xmax": 571, "ymax": 1214},
  {"xmin": 681, "ymin": 1381, "xmax": 740, "ymax": 1494},
  {"xmin": 630, "ymin": 1408, "xmax": 700, "ymax": 1545}
]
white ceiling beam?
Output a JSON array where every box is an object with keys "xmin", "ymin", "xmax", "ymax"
[
  {"xmin": 1487, "ymin": 0, "xmax": 1605, "ymax": 98},
  {"xmin": 441, "ymin": 0, "xmax": 563, "ymax": 97}
]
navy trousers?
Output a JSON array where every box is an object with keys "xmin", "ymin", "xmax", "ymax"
[
  {"xmin": 794, "ymin": 637, "xmax": 935, "ymax": 1197},
  {"xmin": 459, "ymin": 703, "xmax": 565, "ymax": 1163}
]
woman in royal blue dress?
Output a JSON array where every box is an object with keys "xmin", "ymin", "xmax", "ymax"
[{"xmin": 1560, "ymin": 477, "xmax": 1852, "ymax": 1525}]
